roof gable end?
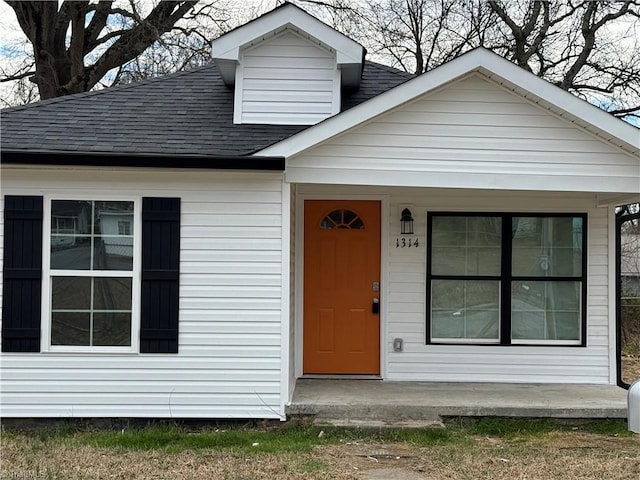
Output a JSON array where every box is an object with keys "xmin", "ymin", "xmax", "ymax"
[{"xmin": 258, "ymin": 48, "xmax": 639, "ymax": 158}]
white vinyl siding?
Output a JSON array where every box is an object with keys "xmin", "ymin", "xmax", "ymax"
[
  {"xmin": 0, "ymin": 167, "xmax": 286, "ymax": 418},
  {"xmin": 235, "ymin": 30, "xmax": 340, "ymax": 125},
  {"xmin": 297, "ymin": 184, "xmax": 614, "ymax": 384},
  {"xmin": 287, "ymin": 74, "xmax": 639, "ymax": 194}
]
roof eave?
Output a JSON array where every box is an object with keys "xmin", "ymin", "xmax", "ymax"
[{"xmin": 1, "ymin": 150, "xmax": 285, "ymax": 171}]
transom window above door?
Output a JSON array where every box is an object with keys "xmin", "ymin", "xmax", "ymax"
[{"xmin": 320, "ymin": 209, "xmax": 365, "ymax": 230}]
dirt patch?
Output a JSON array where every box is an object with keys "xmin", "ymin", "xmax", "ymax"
[{"xmin": 622, "ymin": 355, "xmax": 640, "ymax": 385}]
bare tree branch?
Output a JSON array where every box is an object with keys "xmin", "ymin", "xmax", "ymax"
[{"xmin": 0, "ymin": 70, "xmax": 36, "ymax": 83}]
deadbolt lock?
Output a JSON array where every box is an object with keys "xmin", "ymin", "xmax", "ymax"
[{"xmin": 372, "ymin": 298, "xmax": 380, "ymax": 314}]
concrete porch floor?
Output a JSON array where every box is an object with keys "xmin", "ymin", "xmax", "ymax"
[{"xmin": 286, "ymin": 379, "xmax": 628, "ymax": 427}]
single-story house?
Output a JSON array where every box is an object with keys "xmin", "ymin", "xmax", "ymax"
[{"xmin": 1, "ymin": 3, "xmax": 639, "ymax": 420}]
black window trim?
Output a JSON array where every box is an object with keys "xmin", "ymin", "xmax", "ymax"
[{"xmin": 426, "ymin": 211, "xmax": 588, "ymax": 347}]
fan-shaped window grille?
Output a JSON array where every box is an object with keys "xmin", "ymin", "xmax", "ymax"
[{"xmin": 320, "ymin": 209, "xmax": 365, "ymax": 230}]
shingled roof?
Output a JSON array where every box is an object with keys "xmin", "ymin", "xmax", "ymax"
[{"xmin": 0, "ymin": 60, "xmax": 412, "ymax": 159}]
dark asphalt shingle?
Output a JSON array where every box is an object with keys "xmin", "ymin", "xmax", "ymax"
[{"xmin": 1, "ymin": 61, "xmax": 413, "ymax": 157}]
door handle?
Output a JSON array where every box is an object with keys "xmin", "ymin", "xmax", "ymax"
[{"xmin": 372, "ymin": 298, "xmax": 380, "ymax": 315}]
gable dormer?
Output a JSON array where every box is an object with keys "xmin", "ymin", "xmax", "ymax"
[{"xmin": 211, "ymin": 3, "xmax": 364, "ymax": 125}]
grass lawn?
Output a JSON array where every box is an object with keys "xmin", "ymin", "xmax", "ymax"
[{"xmin": 1, "ymin": 419, "xmax": 639, "ymax": 479}]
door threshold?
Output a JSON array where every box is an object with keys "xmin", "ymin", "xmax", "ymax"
[{"xmin": 300, "ymin": 374, "xmax": 382, "ymax": 380}]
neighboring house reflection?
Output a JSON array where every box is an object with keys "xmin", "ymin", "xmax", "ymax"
[
  {"xmin": 50, "ymin": 200, "xmax": 90, "ymax": 247},
  {"xmin": 95, "ymin": 208, "xmax": 134, "ymax": 270}
]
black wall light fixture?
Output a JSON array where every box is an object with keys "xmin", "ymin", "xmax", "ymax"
[{"xmin": 400, "ymin": 208, "xmax": 414, "ymax": 235}]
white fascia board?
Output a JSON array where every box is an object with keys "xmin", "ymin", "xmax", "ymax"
[
  {"xmin": 256, "ymin": 48, "xmax": 640, "ymax": 158},
  {"xmin": 212, "ymin": 4, "xmax": 363, "ymax": 66}
]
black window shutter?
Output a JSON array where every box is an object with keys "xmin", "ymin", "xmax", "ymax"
[
  {"xmin": 140, "ymin": 198, "xmax": 180, "ymax": 353},
  {"xmin": 2, "ymin": 196, "xmax": 43, "ymax": 352}
]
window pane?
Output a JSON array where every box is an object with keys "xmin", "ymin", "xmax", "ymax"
[
  {"xmin": 431, "ymin": 280, "xmax": 500, "ymax": 340},
  {"xmin": 511, "ymin": 281, "xmax": 581, "ymax": 341},
  {"xmin": 93, "ymin": 236, "xmax": 133, "ymax": 270},
  {"xmin": 93, "ymin": 201, "xmax": 134, "ymax": 235},
  {"xmin": 343, "ymin": 209, "xmax": 356, "ymax": 225},
  {"xmin": 51, "ymin": 201, "xmax": 91, "ymax": 235},
  {"xmin": 431, "ymin": 216, "xmax": 466, "ymax": 246},
  {"xmin": 512, "ymin": 217, "xmax": 583, "ymax": 277},
  {"xmin": 51, "ymin": 312, "xmax": 90, "ymax": 345},
  {"xmin": 50, "ymin": 236, "xmax": 91, "ymax": 270},
  {"xmin": 94, "ymin": 278, "xmax": 132, "ymax": 310},
  {"xmin": 52, "ymin": 277, "xmax": 90, "ymax": 309},
  {"xmin": 431, "ymin": 216, "xmax": 502, "ymax": 276},
  {"xmin": 93, "ymin": 313, "xmax": 131, "ymax": 346}
]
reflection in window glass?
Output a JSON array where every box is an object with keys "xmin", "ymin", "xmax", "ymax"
[
  {"xmin": 51, "ymin": 200, "xmax": 91, "ymax": 235},
  {"xmin": 93, "ymin": 313, "xmax": 131, "ymax": 346},
  {"xmin": 50, "ymin": 276, "xmax": 133, "ymax": 347},
  {"xmin": 49, "ymin": 199, "xmax": 135, "ymax": 348},
  {"xmin": 50, "ymin": 200, "xmax": 134, "ymax": 271},
  {"xmin": 50, "ymin": 237, "xmax": 92, "ymax": 270},
  {"xmin": 51, "ymin": 312, "xmax": 90, "ymax": 345},
  {"xmin": 93, "ymin": 236, "xmax": 133, "ymax": 270},
  {"xmin": 431, "ymin": 280, "xmax": 500, "ymax": 340},
  {"xmin": 432, "ymin": 216, "xmax": 502, "ymax": 276},
  {"xmin": 93, "ymin": 201, "xmax": 134, "ymax": 235},
  {"xmin": 52, "ymin": 277, "xmax": 90, "ymax": 309},
  {"xmin": 428, "ymin": 213, "xmax": 586, "ymax": 346},
  {"xmin": 118, "ymin": 221, "xmax": 132, "ymax": 236},
  {"xmin": 320, "ymin": 210, "xmax": 365, "ymax": 230},
  {"xmin": 512, "ymin": 217, "xmax": 582, "ymax": 277},
  {"xmin": 511, "ymin": 281, "xmax": 580, "ymax": 341},
  {"xmin": 93, "ymin": 278, "xmax": 132, "ymax": 310}
]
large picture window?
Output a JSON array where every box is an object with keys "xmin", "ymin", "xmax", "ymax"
[
  {"xmin": 427, "ymin": 213, "xmax": 587, "ymax": 346},
  {"xmin": 45, "ymin": 199, "xmax": 138, "ymax": 350}
]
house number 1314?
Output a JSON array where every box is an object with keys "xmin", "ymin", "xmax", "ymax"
[{"xmin": 396, "ymin": 237, "xmax": 419, "ymax": 248}]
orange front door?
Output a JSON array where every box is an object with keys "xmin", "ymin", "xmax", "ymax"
[{"xmin": 303, "ymin": 200, "xmax": 381, "ymax": 375}]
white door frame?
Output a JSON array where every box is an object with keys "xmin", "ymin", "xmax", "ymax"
[{"xmin": 294, "ymin": 189, "xmax": 390, "ymax": 379}]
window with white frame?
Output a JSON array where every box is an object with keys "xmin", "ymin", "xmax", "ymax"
[
  {"xmin": 427, "ymin": 213, "xmax": 587, "ymax": 346},
  {"xmin": 47, "ymin": 200, "xmax": 136, "ymax": 347}
]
